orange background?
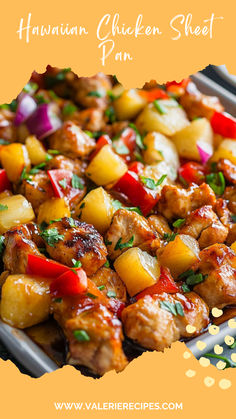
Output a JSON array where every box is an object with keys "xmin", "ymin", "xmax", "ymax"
[{"xmin": 0, "ymin": 0, "xmax": 236, "ymax": 418}]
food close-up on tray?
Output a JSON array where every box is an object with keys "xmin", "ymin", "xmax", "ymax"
[{"xmin": 0, "ymin": 67, "xmax": 235, "ymax": 378}]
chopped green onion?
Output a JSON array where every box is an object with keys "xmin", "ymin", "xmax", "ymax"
[
  {"xmin": 71, "ymin": 174, "xmax": 84, "ymax": 190},
  {"xmin": 0, "ymin": 204, "xmax": 8, "ymax": 211},
  {"xmin": 115, "ymin": 235, "xmax": 134, "ymax": 251},
  {"xmin": 73, "ymin": 330, "xmax": 90, "ymax": 342},
  {"xmin": 72, "ymin": 259, "xmax": 82, "ymax": 268},
  {"xmin": 58, "ymin": 178, "xmax": 67, "ymax": 190},
  {"xmin": 206, "ymin": 171, "xmax": 225, "ymax": 195},
  {"xmin": 107, "ymin": 290, "xmax": 117, "ymax": 298},
  {"xmin": 173, "ymin": 218, "xmax": 185, "ymax": 228},
  {"xmin": 62, "ymin": 103, "xmax": 78, "ymax": 116},
  {"xmin": 98, "ymin": 285, "xmax": 105, "ymax": 291},
  {"xmin": 153, "ymin": 100, "xmax": 167, "ymax": 114},
  {"xmin": 163, "ymin": 232, "xmax": 177, "ymax": 242}
]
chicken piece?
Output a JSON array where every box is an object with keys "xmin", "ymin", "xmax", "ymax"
[
  {"xmin": 105, "ymin": 121, "xmax": 129, "ymax": 138},
  {"xmin": 0, "ymin": 109, "xmax": 17, "ymax": 142},
  {"xmin": 194, "ymin": 264, "xmax": 236, "ymax": 309},
  {"xmin": 122, "ymin": 292, "xmax": 209, "ymax": 351},
  {"xmin": 223, "ymin": 187, "xmax": 236, "ymax": 214},
  {"xmin": 42, "ymin": 218, "xmax": 107, "ymax": 276},
  {"xmin": 158, "ymin": 183, "xmax": 216, "ymax": 220},
  {"xmin": 74, "ymin": 108, "xmax": 105, "ymax": 132},
  {"xmin": 46, "ymin": 155, "xmax": 86, "ymax": 176},
  {"xmin": 227, "ymin": 224, "xmax": 236, "ymax": 246},
  {"xmin": 179, "ymin": 205, "xmax": 228, "ymax": 249},
  {"xmin": 74, "ymin": 73, "xmax": 112, "ymax": 109},
  {"xmin": 19, "ymin": 171, "xmax": 54, "ymax": 214},
  {"xmin": 148, "ymin": 214, "xmax": 172, "ymax": 238},
  {"xmin": 48, "ymin": 121, "xmax": 95, "ymax": 159},
  {"xmin": 217, "ymin": 159, "xmax": 236, "ymax": 185},
  {"xmin": 52, "ymin": 292, "xmax": 127, "ymax": 375},
  {"xmin": 90, "ymin": 266, "xmax": 127, "ymax": 303},
  {"xmin": 3, "ymin": 224, "xmax": 42, "ymax": 274},
  {"xmin": 193, "ymin": 243, "xmax": 236, "ymax": 273},
  {"xmin": 105, "ymin": 209, "xmax": 158, "ymax": 260},
  {"xmin": 214, "ymin": 198, "xmax": 236, "ymax": 246},
  {"xmin": 179, "ymin": 81, "xmax": 223, "ymax": 120}
]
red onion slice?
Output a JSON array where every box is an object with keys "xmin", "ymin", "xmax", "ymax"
[
  {"xmin": 14, "ymin": 94, "xmax": 37, "ymax": 126},
  {"xmin": 197, "ymin": 142, "xmax": 213, "ymax": 165},
  {"xmin": 26, "ymin": 103, "xmax": 62, "ymax": 139}
]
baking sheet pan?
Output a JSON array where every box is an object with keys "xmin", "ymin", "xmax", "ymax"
[{"xmin": 0, "ymin": 71, "xmax": 235, "ymax": 377}]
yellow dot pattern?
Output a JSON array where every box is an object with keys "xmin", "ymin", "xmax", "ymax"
[
  {"xmin": 185, "ymin": 369, "xmax": 196, "ymax": 378},
  {"xmin": 186, "ymin": 325, "xmax": 196, "ymax": 334},
  {"xmin": 199, "ymin": 357, "xmax": 210, "ymax": 367},
  {"xmin": 219, "ymin": 379, "xmax": 231, "ymax": 390},
  {"xmin": 196, "ymin": 341, "xmax": 207, "ymax": 351},
  {"xmin": 228, "ymin": 319, "xmax": 236, "ymax": 329},
  {"xmin": 204, "ymin": 377, "xmax": 215, "ymax": 387},
  {"xmin": 208, "ymin": 325, "xmax": 219, "ymax": 335},
  {"xmin": 231, "ymin": 353, "xmax": 236, "ymax": 362},
  {"xmin": 216, "ymin": 361, "xmax": 226, "ymax": 370},
  {"xmin": 183, "ymin": 351, "xmax": 191, "ymax": 359},
  {"xmin": 224, "ymin": 335, "xmax": 235, "ymax": 346},
  {"xmin": 211, "ymin": 307, "xmax": 223, "ymax": 318},
  {"xmin": 214, "ymin": 344, "xmax": 223, "ymax": 355}
]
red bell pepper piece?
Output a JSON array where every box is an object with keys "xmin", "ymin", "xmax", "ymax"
[
  {"xmin": 178, "ymin": 161, "xmax": 206, "ymax": 185},
  {"xmin": 112, "ymin": 127, "xmax": 137, "ymax": 162},
  {"xmin": 50, "ymin": 268, "xmax": 88, "ymax": 297},
  {"xmin": 139, "ymin": 88, "xmax": 169, "ymax": 102},
  {"xmin": 136, "ymin": 267, "xmax": 179, "ymax": 300},
  {"xmin": 166, "ymin": 78, "xmax": 190, "ymax": 89},
  {"xmin": 47, "ymin": 169, "xmax": 84, "ymax": 202},
  {"xmin": 165, "ymin": 78, "xmax": 190, "ymax": 96},
  {"xmin": 0, "ymin": 169, "xmax": 11, "ymax": 192},
  {"xmin": 90, "ymin": 135, "xmax": 112, "ymax": 160},
  {"xmin": 128, "ymin": 161, "xmax": 144, "ymax": 174},
  {"xmin": 114, "ymin": 170, "xmax": 159, "ymax": 216},
  {"xmin": 211, "ymin": 111, "xmax": 236, "ymax": 139},
  {"xmin": 27, "ymin": 254, "xmax": 69, "ymax": 278}
]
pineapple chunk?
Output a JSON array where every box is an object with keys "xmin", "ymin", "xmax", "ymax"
[
  {"xmin": 160, "ymin": 234, "xmax": 200, "ymax": 278},
  {"xmin": 171, "ymin": 118, "xmax": 213, "ymax": 161},
  {"xmin": 113, "ymin": 89, "xmax": 146, "ymax": 120},
  {"xmin": 86, "ymin": 145, "xmax": 127, "ymax": 186},
  {"xmin": 136, "ymin": 102, "xmax": 189, "ymax": 136},
  {"xmin": 0, "ymin": 194, "xmax": 35, "ymax": 233},
  {"xmin": 75, "ymin": 187, "xmax": 115, "ymax": 233},
  {"xmin": 25, "ymin": 135, "xmax": 47, "ymax": 165},
  {"xmin": 37, "ymin": 197, "xmax": 70, "ymax": 225},
  {"xmin": 211, "ymin": 139, "xmax": 236, "ymax": 165},
  {"xmin": 114, "ymin": 247, "xmax": 160, "ymax": 296},
  {"xmin": 143, "ymin": 132, "xmax": 179, "ymax": 178},
  {"xmin": 1, "ymin": 274, "xmax": 50, "ymax": 328},
  {"xmin": 1, "ymin": 143, "xmax": 30, "ymax": 182},
  {"xmin": 231, "ymin": 241, "xmax": 236, "ymax": 253}
]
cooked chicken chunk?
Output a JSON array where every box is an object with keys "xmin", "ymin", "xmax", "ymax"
[
  {"xmin": 215, "ymin": 199, "xmax": 236, "ymax": 246},
  {"xmin": 3, "ymin": 224, "xmax": 42, "ymax": 274},
  {"xmin": 52, "ymin": 291, "xmax": 127, "ymax": 375},
  {"xmin": 217, "ymin": 159, "xmax": 236, "ymax": 185},
  {"xmin": 122, "ymin": 292, "xmax": 209, "ymax": 351},
  {"xmin": 179, "ymin": 81, "xmax": 223, "ymax": 119},
  {"xmin": 223, "ymin": 187, "xmax": 236, "ymax": 214},
  {"xmin": 194, "ymin": 265, "xmax": 236, "ymax": 309},
  {"xmin": 49, "ymin": 121, "xmax": 95, "ymax": 159},
  {"xmin": 158, "ymin": 183, "xmax": 216, "ymax": 220},
  {"xmin": 46, "ymin": 155, "xmax": 86, "ymax": 176},
  {"xmin": 90, "ymin": 267, "xmax": 127, "ymax": 303},
  {"xmin": 74, "ymin": 73, "xmax": 112, "ymax": 109},
  {"xmin": 0, "ymin": 109, "xmax": 17, "ymax": 142},
  {"xmin": 19, "ymin": 172, "xmax": 54, "ymax": 213},
  {"xmin": 74, "ymin": 108, "xmax": 105, "ymax": 132},
  {"xmin": 194, "ymin": 243, "xmax": 236, "ymax": 273},
  {"xmin": 42, "ymin": 218, "xmax": 107, "ymax": 276},
  {"xmin": 179, "ymin": 205, "xmax": 228, "ymax": 249},
  {"xmin": 105, "ymin": 209, "xmax": 157, "ymax": 260},
  {"xmin": 148, "ymin": 215, "xmax": 172, "ymax": 238}
]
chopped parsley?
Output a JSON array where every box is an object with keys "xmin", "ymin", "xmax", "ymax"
[
  {"xmin": 53, "ymin": 297, "xmax": 62, "ymax": 303},
  {"xmin": 206, "ymin": 171, "xmax": 225, "ymax": 195},
  {"xmin": 173, "ymin": 218, "xmax": 185, "ymax": 228},
  {"xmin": 29, "ymin": 162, "xmax": 46, "ymax": 174},
  {"xmin": 140, "ymin": 174, "xmax": 167, "ymax": 190},
  {"xmin": 47, "ymin": 149, "xmax": 60, "ymax": 155},
  {"xmin": 62, "ymin": 103, "xmax": 78, "ymax": 116},
  {"xmin": 128, "ymin": 123, "xmax": 145, "ymax": 150},
  {"xmin": 179, "ymin": 269, "xmax": 206, "ymax": 288},
  {"xmin": 73, "ymin": 330, "xmax": 90, "ymax": 342},
  {"xmin": 111, "ymin": 200, "xmax": 142, "ymax": 215},
  {"xmin": 9, "ymin": 99, "xmax": 17, "ymax": 112},
  {"xmin": 45, "ymin": 68, "xmax": 71, "ymax": 88},
  {"xmin": 40, "ymin": 227, "xmax": 64, "ymax": 247},
  {"xmin": 0, "ymin": 204, "xmax": 8, "ymax": 211},
  {"xmin": 204, "ymin": 353, "xmax": 236, "ymax": 369},
  {"xmin": 104, "ymin": 239, "xmax": 112, "ymax": 246},
  {"xmin": 72, "ymin": 259, "xmax": 82, "ymax": 268},
  {"xmin": 58, "ymin": 178, "xmax": 67, "ymax": 190},
  {"xmin": 159, "ymin": 300, "xmax": 184, "ymax": 316},
  {"xmin": 0, "ymin": 139, "xmax": 10, "ymax": 145},
  {"xmin": 153, "ymin": 100, "xmax": 167, "ymax": 115},
  {"xmin": 113, "ymin": 143, "xmax": 130, "ymax": 155},
  {"xmin": 86, "ymin": 292, "xmax": 97, "ymax": 299},
  {"xmin": 98, "ymin": 285, "xmax": 105, "ymax": 291},
  {"xmin": 107, "ymin": 90, "xmax": 120, "ymax": 101},
  {"xmin": 105, "ymin": 106, "xmax": 116, "ymax": 123},
  {"xmin": 87, "ymin": 90, "xmax": 104, "ymax": 97},
  {"xmin": 68, "ymin": 218, "xmax": 77, "ymax": 228},
  {"xmin": 35, "ymin": 94, "xmax": 50, "ymax": 104},
  {"xmin": 71, "ymin": 174, "xmax": 84, "ymax": 190},
  {"xmin": 104, "ymin": 260, "xmax": 110, "ymax": 268},
  {"xmin": 181, "ymin": 283, "xmax": 191, "ymax": 293},
  {"xmin": 163, "ymin": 232, "xmax": 177, "ymax": 242},
  {"xmin": 20, "ymin": 167, "xmax": 32, "ymax": 181},
  {"xmin": 107, "ymin": 290, "xmax": 117, "ymax": 298},
  {"xmin": 0, "ymin": 235, "xmax": 5, "ymax": 254},
  {"xmin": 231, "ymin": 215, "xmax": 236, "ymax": 223},
  {"xmin": 115, "ymin": 235, "xmax": 134, "ymax": 251},
  {"xmin": 23, "ymin": 81, "xmax": 38, "ymax": 94}
]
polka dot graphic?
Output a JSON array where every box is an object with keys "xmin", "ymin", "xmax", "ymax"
[{"xmin": 219, "ymin": 379, "xmax": 231, "ymax": 390}]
